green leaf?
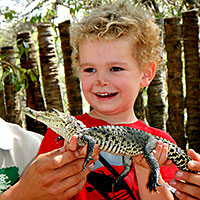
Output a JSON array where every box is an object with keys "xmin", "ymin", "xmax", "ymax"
[
  {"xmin": 30, "ymin": 72, "xmax": 37, "ymax": 82},
  {"xmin": 30, "ymin": 16, "xmax": 37, "ymax": 24},
  {"xmin": 23, "ymin": 77, "xmax": 28, "ymax": 89}
]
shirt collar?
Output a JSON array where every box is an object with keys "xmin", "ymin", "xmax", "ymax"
[{"xmin": 0, "ymin": 118, "xmax": 13, "ymax": 150}]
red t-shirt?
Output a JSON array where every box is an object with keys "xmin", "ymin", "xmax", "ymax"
[{"xmin": 37, "ymin": 113, "xmax": 178, "ymax": 200}]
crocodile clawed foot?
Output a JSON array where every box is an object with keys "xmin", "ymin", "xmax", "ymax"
[
  {"xmin": 147, "ymin": 170, "xmax": 162, "ymax": 193},
  {"xmin": 82, "ymin": 135, "xmax": 95, "ymax": 170},
  {"xmin": 83, "ymin": 156, "xmax": 94, "ymax": 170},
  {"xmin": 147, "ymin": 182, "xmax": 161, "ymax": 193}
]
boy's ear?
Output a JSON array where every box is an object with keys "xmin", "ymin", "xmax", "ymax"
[{"xmin": 140, "ymin": 63, "xmax": 156, "ymax": 88}]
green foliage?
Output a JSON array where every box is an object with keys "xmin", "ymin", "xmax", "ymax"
[
  {"xmin": 17, "ymin": 39, "xmax": 30, "ymax": 59},
  {"xmin": 29, "ymin": 14, "xmax": 42, "ymax": 24},
  {"xmin": 1, "ymin": 60, "xmax": 38, "ymax": 92},
  {"xmin": 25, "ymin": 9, "xmax": 56, "ymax": 24},
  {"xmin": 3, "ymin": 9, "xmax": 16, "ymax": 20},
  {"xmin": 1, "ymin": 63, "xmax": 38, "ymax": 92},
  {"xmin": 67, "ymin": 0, "xmax": 84, "ymax": 17},
  {"xmin": 1, "ymin": 0, "xmax": 198, "ymax": 25},
  {"xmin": 1, "ymin": 37, "xmax": 38, "ymax": 92}
]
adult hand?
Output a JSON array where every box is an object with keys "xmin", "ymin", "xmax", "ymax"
[
  {"xmin": 169, "ymin": 149, "xmax": 200, "ymax": 200},
  {"xmin": 0, "ymin": 136, "xmax": 99, "ymax": 200}
]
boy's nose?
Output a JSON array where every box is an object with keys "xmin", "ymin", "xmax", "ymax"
[{"xmin": 96, "ymin": 72, "xmax": 110, "ymax": 86}]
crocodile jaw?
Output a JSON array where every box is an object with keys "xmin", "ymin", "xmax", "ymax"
[{"xmin": 23, "ymin": 107, "xmax": 71, "ymax": 134}]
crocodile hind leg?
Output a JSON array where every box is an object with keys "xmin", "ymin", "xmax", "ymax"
[
  {"xmin": 81, "ymin": 135, "xmax": 96, "ymax": 169},
  {"xmin": 113, "ymin": 156, "xmax": 133, "ymax": 189},
  {"xmin": 143, "ymin": 138, "xmax": 161, "ymax": 192}
]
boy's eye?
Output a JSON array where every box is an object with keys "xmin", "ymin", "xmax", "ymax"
[
  {"xmin": 83, "ymin": 68, "xmax": 96, "ymax": 73},
  {"xmin": 111, "ymin": 67, "xmax": 124, "ymax": 71}
]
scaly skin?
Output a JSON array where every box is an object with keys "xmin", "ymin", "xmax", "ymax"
[{"xmin": 24, "ymin": 107, "xmax": 196, "ymax": 192}]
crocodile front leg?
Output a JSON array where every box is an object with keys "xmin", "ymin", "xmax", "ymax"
[
  {"xmin": 81, "ymin": 135, "xmax": 96, "ymax": 169},
  {"xmin": 143, "ymin": 138, "xmax": 161, "ymax": 192}
]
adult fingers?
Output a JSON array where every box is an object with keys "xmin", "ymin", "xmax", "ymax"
[
  {"xmin": 67, "ymin": 136, "xmax": 100, "ymax": 158},
  {"xmin": 188, "ymin": 160, "xmax": 200, "ymax": 172},
  {"xmin": 174, "ymin": 190, "xmax": 200, "ymax": 200},
  {"xmin": 54, "ymin": 152, "xmax": 99, "ymax": 183},
  {"xmin": 68, "ymin": 136, "xmax": 79, "ymax": 151},
  {"xmin": 170, "ymin": 178, "xmax": 200, "ymax": 200},
  {"xmin": 52, "ymin": 147, "xmax": 99, "ymax": 179},
  {"xmin": 175, "ymin": 170, "xmax": 200, "ymax": 187},
  {"xmin": 187, "ymin": 149, "xmax": 200, "ymax": 172},
  {"xmin": 34, "ymin": 147, "xmax": 81, "ymax": 172},
  {"xmin": 50, "ymin": 163, "xmax": 94, "ymax": 199},
  {"xmin": 62, "ymin": 162, "xmax": 94, "ymax": 190},
  {"xmin": 188, "ymin": 149, "xmax": 200, "ymax": 161},
  {"xmin": 62, "ymin": 178, "xmax": 87, "ymax": 200},
  {"xmin": 41, "ymin": 157, "xmax": 90, "ymax": 189}
]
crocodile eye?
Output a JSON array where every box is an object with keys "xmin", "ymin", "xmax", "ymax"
[
  {"xmin": 48, "ymin": 108, "xmax": 59, "ymax": 115},
  {"xmin": 49, "ymin": 108, "xmax": 56, "ymax": 113}
]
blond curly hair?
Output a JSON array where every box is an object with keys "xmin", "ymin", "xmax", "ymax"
[{"xmin": 70, "ymin": 0, "xmax": 162, "ymax": 75}]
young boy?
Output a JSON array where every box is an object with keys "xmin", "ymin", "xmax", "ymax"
[{"xmin": 37, "ymin": 1, "xmax": 178, "ymax": 199}]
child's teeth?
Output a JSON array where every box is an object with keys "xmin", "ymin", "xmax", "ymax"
[
  {"xmin": 96, "ymin": 92, "xmax": 117, "ymax": 97},
  {"xmin": 97, "ymin": 93, "xmax": 110, "ymax": 96}
]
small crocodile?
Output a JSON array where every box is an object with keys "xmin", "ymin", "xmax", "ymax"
[{"xmin": 24, "ymin": 107, "xmax": 196, "ymax": 193}]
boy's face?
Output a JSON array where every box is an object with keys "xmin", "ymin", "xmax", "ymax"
[{"xmin": 79, "ymin": 38, "xmax": 151, "ymax": 122}]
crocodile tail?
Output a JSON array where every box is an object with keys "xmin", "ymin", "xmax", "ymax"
[{"xmin": 167, "ymin": 142, "xmax": 193, "ymax": 172}]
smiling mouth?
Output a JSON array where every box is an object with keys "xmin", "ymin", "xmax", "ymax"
[{"xmin": 95, "ymin": 92, "xmax": 118, "ymax": 98}]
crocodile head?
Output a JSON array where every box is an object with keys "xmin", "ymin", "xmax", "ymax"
[{"xmin": 23, "ymin": 107, "xmax": 87, "ymax": 141}]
